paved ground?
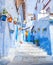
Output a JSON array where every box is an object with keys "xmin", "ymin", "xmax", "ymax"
[{"xmin": 0, "ymin": 56, "xmax": 53, "ymax": 65}]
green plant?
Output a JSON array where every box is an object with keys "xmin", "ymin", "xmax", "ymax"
[
  {"xmin": 35, "ymin": 39, "xmax": 40, "ymax": 46},
  {"xmin": 42, "ymin": 28, "xmax": 47, "ymax": 32},
  {"xmin": 3, "ymin": 8, "xmax": 8, "ymax": 14},
  {"xmin": 38, "ymin": 28, "xmax": 40, "ymax": 31}
]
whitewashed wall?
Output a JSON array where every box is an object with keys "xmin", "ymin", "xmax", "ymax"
[
  {"xmin": 0, "ymin": 0, "xmax": 5, "ymax": 57},
  {"xmin": 0, "ymin": 0, "xmax": 53, "ymax": 56}
]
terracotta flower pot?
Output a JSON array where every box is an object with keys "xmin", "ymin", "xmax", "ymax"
[{"xmin": 7, "ymin": 17, "xmax": 12, "ymax": 23}]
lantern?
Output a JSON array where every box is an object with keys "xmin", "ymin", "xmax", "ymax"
[
  {"xmin": 7, "ymin": 17, "xmax": 12, "ymax": 23},
  {"xmin": 1, "ymin": 15, "xmax": 7, "ymax": 21}
]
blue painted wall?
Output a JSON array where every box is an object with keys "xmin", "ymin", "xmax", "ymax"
[{"xmin": 25, "ymin": 0, "xmax": 53, "ymax": 55}]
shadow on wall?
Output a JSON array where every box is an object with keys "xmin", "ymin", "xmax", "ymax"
[{"xmin": 25, "ymin": 31, "xmax": 52, "ymax": 55}]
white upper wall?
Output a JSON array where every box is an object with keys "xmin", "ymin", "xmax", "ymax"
[
  {"xmin": 5, "ymin": 0, "xmax": 18, "ymax": 18},
  {"xmin": 25, "ymin": 0, "xmax": 53, "ymax": 21}
]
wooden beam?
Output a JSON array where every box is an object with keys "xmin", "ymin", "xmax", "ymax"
[
  {"xmin": 22, "ymin": 1, "xmax": 26, "ymax": 20},
  {"xmin": 15, "ymin": 0, "xmax": 26, "ymax": 20},
  {"xmin": 35, "ymin": 3, "xmax": 37, "ymax": 10},
  {"xmin": 50, "ymin": 13, "xmax": 53, "ymax": 15},
  {"xmin": 15, "ymin": 0, "xmax": 24, "ymax": 8},
  {"xmin": 43, "ymin": 0, "xmax": 51, "ymax": 10}
]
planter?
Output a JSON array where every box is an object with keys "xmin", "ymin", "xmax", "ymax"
[
  {"xmin": 38, "ymin": 28, "xmax": 40, "ymax": 31},
  {"xmin": 10, "ymin": 30, "xmax": 14, "ymax": 34},
  {"xmin": 42, "ymin": 28, "xmax": 47, "ymax": 32},
  {"xmin": 1, "ymin": 15, "xmax": 7, "ymax": 21},
  {"xmin": 14, "ymin": 21, "xmax": 17, "ymax": 25},
  {"xmin": 7, "ymin": 17, "xmax": 12, "ymax": 23},
  {"xmin": 35, "ymin": 39, "xmax": 40, "ymax": 46}
]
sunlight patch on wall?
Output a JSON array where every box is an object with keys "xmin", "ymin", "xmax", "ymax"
[{"xmin": 38, "ymin": 10, "xmax": 49, "ymax": 20}]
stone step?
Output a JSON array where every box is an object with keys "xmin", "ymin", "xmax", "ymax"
[
  {"xmin": 8, "ymin": 42, "xmax": 47, "ymax": 61},
  {"xmin": 17, "ymin": 49, "xmax": 46, "ymax": 52},
  {"xmin": 17, "ymin": 52, "xmax": 47, "ymax": 55},
  {"xmin": 6, "ymin": 43, "xmax": 48, "ymax": 61}
]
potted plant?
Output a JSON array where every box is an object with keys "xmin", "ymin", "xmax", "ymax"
[
  {"xmin": 7, "ymin": 16, "xmax": 13, "ymax": 23},
  {"xmin": 3, "ymin": 8, "xmax": 8, "ymax": 14},
  {"xmin": 38, "ymin": 28, "xmax": 40, "ymax": 31},
  {"xmin": 42, "ymin": 28, "xmax": 47, "ymax": 32},
  {"xmin": 35, "ymin": 39, "xmax": 40, "ymax": 46},
  {"xmin": 1, "ymin": 9, "xmax": 7, "ymax": 21},
  {"xmin": 1, "ymin": 15, "xmax": 7, "ymax": 21}
]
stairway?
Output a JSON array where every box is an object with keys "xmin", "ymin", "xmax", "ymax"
[
  {"xmin": 0, "ymin": 42, "xmax": 52, "ymax": 65},
  {"xmin": 6, "ymin": 42, "xmax": 48, "ymax": 61},
  {"xmin": 15, "ymin": 42, "xmax": 47, "ymax": 56}
]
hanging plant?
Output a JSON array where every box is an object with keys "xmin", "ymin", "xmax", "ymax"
[
  {"xmin": 3, "ymin": 8, "xmax": 8, "ymax": 15},
  {"xmin": 3, "ymin": 9, "xmax": 6, "ymax": 14},
  {"xmin": 1, "ymin": 9, "xmax": 8, "ymax": 21},
  {"xmin": 7, "ymin": 16, "xmax": 13, "ymax": 23}
]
